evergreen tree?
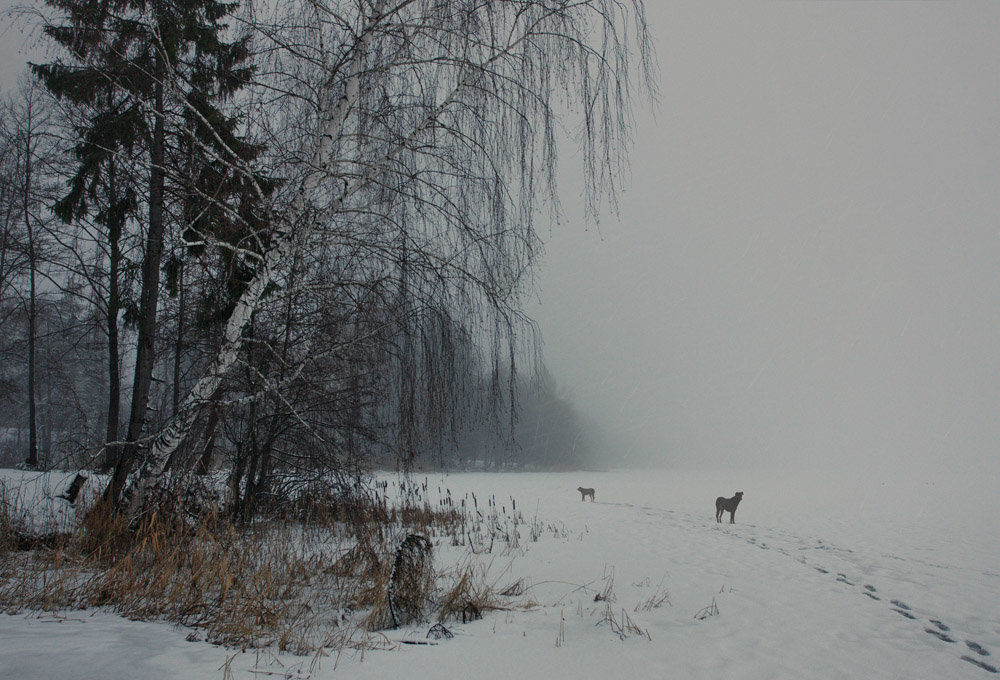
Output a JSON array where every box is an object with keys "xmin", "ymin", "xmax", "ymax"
[{"xmin": 33, "ymin": 0, "xmax": 263, "ymax": 506}]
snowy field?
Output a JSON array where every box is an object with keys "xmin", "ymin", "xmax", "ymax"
[{"xmin": 2, "ymin": 464, "xmax": 999, "ymax": 679}]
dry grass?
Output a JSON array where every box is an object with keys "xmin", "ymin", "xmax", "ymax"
[
  {"xmin": 593, "ymin": 565, "xmax": 616, "ymax": 602},
  {"xmin": 0, "ymin": 475, "xmax": 527, "ymax": 655},
  {"xmin": 597, "ymin": 603, "xmax": 651, "ymax": 641},
  {"xmin": 634, "ymin": 573, "xmax": 671, "ymax": 612},
  {"xmin": 437, "ymin": 561, "xmax": 497, "ymax": 623},
  {"xmin": 694, "ymin": 596, "xmax": 720, "ymax": 620}
]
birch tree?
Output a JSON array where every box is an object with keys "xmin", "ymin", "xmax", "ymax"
[{"xmin": 107, "ymin": 0, "xmax": 654, "ymax": 513}]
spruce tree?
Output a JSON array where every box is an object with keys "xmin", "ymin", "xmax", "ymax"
[{"xmin": 33, "ymin": 0, "xmax": 264, "ymax": 506}]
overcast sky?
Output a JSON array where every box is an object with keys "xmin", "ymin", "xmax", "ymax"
[
  {"xmin": 3, "ymin": 2, "xmax": 999, "ymax": 473},
  {"xmin": 532, "ymin": 2, "xmax": 1000, "ymax": 472}
]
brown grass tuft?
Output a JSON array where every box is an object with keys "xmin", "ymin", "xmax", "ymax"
[{"xmin": 0, "ymin": 475, "xmax": 524, "ymax": 654}]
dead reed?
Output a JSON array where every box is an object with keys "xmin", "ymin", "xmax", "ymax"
[{"xmin": 0, "ymin": 475, "xmax": 527, "ymax": 655}]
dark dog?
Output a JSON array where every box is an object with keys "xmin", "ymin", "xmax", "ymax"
[
  {"xmin": 577, "ymin": 487, "xmax": 595, "ymax": 501},
  {"xmin": 715, "ymin": 491, "xmax": 743, "ymax": 523}
]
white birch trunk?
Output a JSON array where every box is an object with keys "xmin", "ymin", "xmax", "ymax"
[{"xmin": 118, "ymin": 2, "xmax": 387, "ymax": 509}]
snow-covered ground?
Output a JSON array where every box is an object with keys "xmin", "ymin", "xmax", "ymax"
[{"xmin": 2, "ymin": 464, "xmax": 998, "ymax": 679}]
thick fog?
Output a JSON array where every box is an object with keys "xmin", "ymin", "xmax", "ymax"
[
  {"xmin": 532, "ymin": 2, "xmax": 1000, "ymax": 472},
  {"xmin": 3, "ymin": 2, "xmax": 999, "ymax": 474}
]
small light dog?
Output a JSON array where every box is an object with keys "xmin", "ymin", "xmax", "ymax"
[
  {"xmin": 577, "ymin": 486, "xmax": 595, "ymax": 502},
  {"xmin": 715, "ymin": 491, "xmax": 743, "ymax": 523}
]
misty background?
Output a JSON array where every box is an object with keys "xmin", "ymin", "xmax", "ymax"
[
  {"xmin": 3, "ymin": 2, "xmax": 999, "ymax": 473},
  {"xmin": 529, "ymin": 2, "xmax": 1000, "ymax": 473}
]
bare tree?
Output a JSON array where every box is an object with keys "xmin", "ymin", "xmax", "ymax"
[
  {"xmin": 13, "ymin": 0, "xmax": 652, "ymax": 514},
  {"xmin": 0, "ymin": 94, "xmax": 28, "ymax": 408},
  {"xmin": 0, "ymin": 76, "xmax": 113, "ymax": 469},
  {"xmin": 0, "ymin": 79, "xmax": 60, "ymax": 469},
  {"xmin": 109, "ymin": 0, "xmax": 654, "ymax": 512}
]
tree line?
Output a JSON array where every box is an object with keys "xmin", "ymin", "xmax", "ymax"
[{"xmin": 0, "ymin": 0, "xmax": 651, "ymax": 520}]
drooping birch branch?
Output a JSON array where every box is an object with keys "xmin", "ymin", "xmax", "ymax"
[{"xmin": 117, "ymin": 1, "xmax": 390, "ymax": 508}]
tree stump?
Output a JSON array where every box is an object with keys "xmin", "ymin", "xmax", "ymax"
[
  {"xmin": 58, "ymin": 472, "xmax": 88, "ymax": 504},
  {"xmin": 388, "ymin": 534, "xmax": 433, "ymax": 628}
]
